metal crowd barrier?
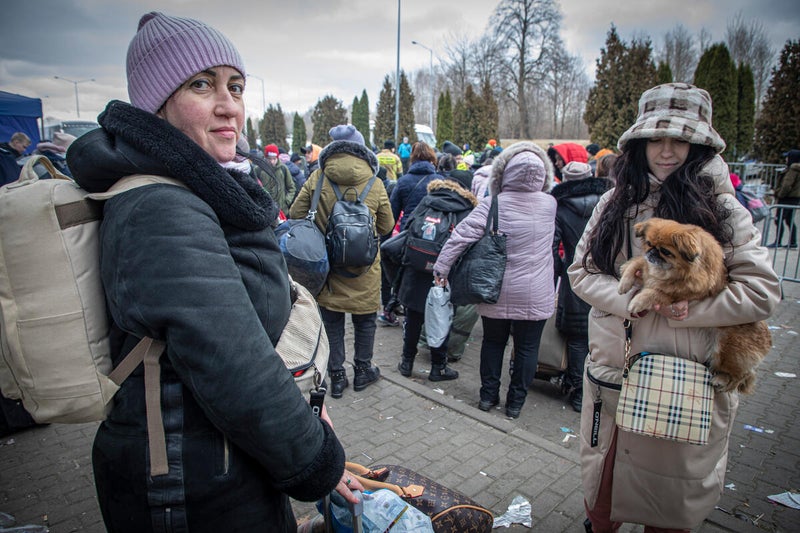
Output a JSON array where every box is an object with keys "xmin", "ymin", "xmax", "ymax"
[{"xmin": 757, "ymin": 204, "xmax": 799, "ymax": 292}]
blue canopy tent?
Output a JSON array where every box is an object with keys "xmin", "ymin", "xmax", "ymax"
[{"xmin": 0, "ymin": 91, "xmax": 42, "ymax": 154}]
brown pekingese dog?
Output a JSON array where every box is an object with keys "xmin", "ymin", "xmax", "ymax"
[{"xmin": 617, "ymin": 218, "xmax": 771, "ymax": 394}]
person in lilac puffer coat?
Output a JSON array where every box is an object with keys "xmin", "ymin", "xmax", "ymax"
[{"xmin": 434, "ymin": 141, "xmax": 556, "ymax": 419}]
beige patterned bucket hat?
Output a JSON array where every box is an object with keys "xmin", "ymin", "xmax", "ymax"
[{"xmin": 617, "ymin": 83, "xmax": 726, "ymax": 154}]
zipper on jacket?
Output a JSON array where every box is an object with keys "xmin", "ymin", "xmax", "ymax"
[
  {"xmin": 586, "ymin": 368, "xmax": 621, "ymax": 391},
  {"xmin": 223, "ymin": 436, "xmax": 230, "ymax": 475}
]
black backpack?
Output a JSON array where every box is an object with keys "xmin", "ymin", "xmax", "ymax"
[
  {"xmin": 325, "ymin": 174, "xmax": 379, "ymax": 275},
  {"xmin": 403, "ymin": 204, "xmax": 457, "ymax": 273}
]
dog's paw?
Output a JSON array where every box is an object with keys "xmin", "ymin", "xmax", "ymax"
[
  {"xmin": 711, "ymin": 372, "xmax": 735, "ymax": 392},
  {"xmin": 736, "ymin": 371, "xmax": 758, "ymax": 395},
  {"xmin": 627, "ymin": 294, "xmax": 649, "ymax": 315}
]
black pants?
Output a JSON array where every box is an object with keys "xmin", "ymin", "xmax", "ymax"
[
  {"xmin": 773, "ymin": 199, "xmax": 799, "ymax": 245},
  {"xmin": 565, "ymin": 335, "xmax": 589, "ymax": 392},
  {"xmin": 480, "ymin": 317, "xmax": 545, "ymax": 409},
  {"xmin": 402, "ymin": 309, "xmax": 448, "ymax": 365},
  {"xmin": 320, "ymin": 307, "xmax": 376, "ymax": 372}
]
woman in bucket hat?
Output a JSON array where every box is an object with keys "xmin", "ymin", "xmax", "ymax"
[
  {"xmin": 568, "ymin": 83, "xmax": 780, "ymax": 531},
  {"xmin": 66, "ymin": 12, "xmax": 360, "ymax": 532}
]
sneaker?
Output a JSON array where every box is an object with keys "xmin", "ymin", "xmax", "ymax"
[
  {"xmin": 766, "ymin": 241, "xmax": 783, "ymax": 248},
  {"xmin": 377, "ymin": 311, "xmax": 399, "ymax": 327},
  {"xmin": 506, "ymin": 406, "xmax": 521, "ymax": 419}
]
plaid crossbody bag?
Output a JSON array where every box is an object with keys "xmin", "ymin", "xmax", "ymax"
[{"xmin": 615, "ymin": 320, "xmax": 714, "ymax": 445}]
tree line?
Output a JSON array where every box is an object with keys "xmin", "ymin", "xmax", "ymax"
[{"xmin": 249, "ymin": 0, "xmax": 797, "ymax": 164}]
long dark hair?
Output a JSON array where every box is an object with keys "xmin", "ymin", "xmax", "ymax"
[{"xmin": 583, "ymin": 138, "xmax": 732, "ymax": 277}]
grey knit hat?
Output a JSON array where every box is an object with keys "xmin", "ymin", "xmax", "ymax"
[
  {"xmin": 329, "ymin": 124, "xmax": 365, "ymax": 146},
  {"xmin": 617, "ymin": 83, "xmax": 725, "ymax": 154},
  {"xmin": 561, "ymin": 161, "xmax": 592, "ymax": 181},
  {"xmin": 127, "ymin": 12, "xmax": 246, "ymax": 114}
]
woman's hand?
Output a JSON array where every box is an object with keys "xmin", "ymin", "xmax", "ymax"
[
  {"xmin": 334, "ymin": 471, "xmax": 365, "ymax": 504},
  {"xmin": 654, "ymin": 300, "xmax": 689, "ymax": 321},
  {"xmin": 320, "ymin": 404, "xmax": 333, "ymax": 430},
  {"xmin": 434, "ymin": 271, "xmax": 448, "ymax": 287}
]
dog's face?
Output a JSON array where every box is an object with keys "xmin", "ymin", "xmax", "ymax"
[{"xmin": 633, "ymin": 218, "xmax": 709, "ymax": 283}]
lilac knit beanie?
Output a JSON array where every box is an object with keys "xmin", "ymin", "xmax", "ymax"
[{"xmin": 126, "ymin": 12, "xmax": 246, "ymax": 114}]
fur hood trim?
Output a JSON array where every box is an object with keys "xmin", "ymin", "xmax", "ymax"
[
  {"xmin": 319, "ymin": 140, "xmax": 379, "ymax": 174},
  {"xmin": 426, "ymin": 178, "xmax": 479, "ymax": 207},
  {"xmin": 490, "ymin": 141, "xmax": 555, "ymax": 193},
  {"xmin": 551, "ymin": 177, "xmax": 613, "ymax": 201}
]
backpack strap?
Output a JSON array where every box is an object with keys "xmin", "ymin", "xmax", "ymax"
[
  {"xmin": 89, "ymin": 175, "xmax": 186, "ymax": 478},
  {"xmin": 308, "ymin": 172, "xmax": 324, "ymax": 222},
  {"xmin": 328, "ymin": 174, "xmax": 378, "ymax": 203},
  {"xmin": 108, "ymin": 337, "xmax": 169, "ymax": 476}
]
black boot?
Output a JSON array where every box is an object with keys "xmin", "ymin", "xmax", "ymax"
[
  {"xmin": 397, "ymin": 356, "xmax": 414, "ymax": 377},
  {"xmin": 429, "ymin": 363, "xmax": 458, "ymax": 381},
  {"xmin": 353, "ymin": 364, "xmax": 381, "ymax": 391},
  {"xmin": 569, "ymin": 388, "xmax": 583, "ymax": 413},
  {"xmin": 329, "ymin": 369, "xmax": 348, "ymax": 399}
]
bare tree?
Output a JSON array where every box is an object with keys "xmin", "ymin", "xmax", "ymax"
[
  {"xmin": 660, "ymin": 24, "xmax": 697, "ymax": 83},
  {"xmin": 725, "ymin": 12, "xmax": 775, "ymax": 114},
  {"xmin": 699, "ymin": 28, "xmax": 713, "ymax": 55},
  {"xmin": 489, "ymin": 0, "xmax": 561, "ymax": 138},
  {"xmin": 540, "ymin": 38, "xmax": 589, "ymax": 138},
  {"xmin": 441, "ymin": 31, "xmax": 473, "ymax": 99}
]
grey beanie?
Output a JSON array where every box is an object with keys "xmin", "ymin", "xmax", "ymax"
[
  {"xmin": 561, "ymin": 161, "xmax": 592, "ymax": 181},
  {"xmin": 329, "ymin": 124, "xmax": 365, "ymax": 146}
]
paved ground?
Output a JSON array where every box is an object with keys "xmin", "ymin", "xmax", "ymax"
[{"xmin": 1, "ymin": 277, "xmax": 798, "ymax": 532}]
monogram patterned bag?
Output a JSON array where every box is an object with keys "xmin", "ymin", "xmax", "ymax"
[{"xmin": 346, "ymin": 462, "xmax": 494, "ymax": 533}]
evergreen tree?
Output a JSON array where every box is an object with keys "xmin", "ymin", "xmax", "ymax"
[
  {"xmin": 353, "ymin": 89, "xmax": 370, "ymax": 144},
  {"xmin": 657, "ymin": 61, "xmax": 673, "ymax": 84},
  {"xmin": 310, "ymin": 95, "xmax": 347, "ymax": 147},
  {"xmin": 478, "ymin": 78, "xmax": 500, "ymax": 150},
  {"xmin": 398, "ymin": 71, "xmax": 417, "ymax": 142},
  {"xmin": 245, "ymin": 117, "xmax": 257, "ymax": 151},
  {"xmin": 352, "ymin": 90, "xmax": 370, "ymax": 146},
  {"xmin": 735, "ymin": 63, "xmax": 755, "ymax": 159},
  {"xmin": 374, "ymin": 75, "xmax": 395, "ymax": 147},
  {"xmin": 754, "ymin": 40, "xmax": 800, "ymax": 163},
  {"xmin": 292, "ymin": 112, "xmax": 306, "ymax": 154},
  {"xmin": 460, "ymin": 84, "xmax": 482, "ymax": 149},
  {"xmin": 435, "ymin": 90, "xmax": 453, "ymax": 149},
  {"xmin": 261, "ymin": 104, "xmax": 288, "ymax": 149},
  {"xmin": 694, "ymin": 43, "xmax": 737, "ymax": 160},
  {"xmin": 452, "ymin": 96, "xmax": 466, "ymax": 150},
  {"xmin": 584, "ymin": 26, "xmax": 657, "ymax": 150}
]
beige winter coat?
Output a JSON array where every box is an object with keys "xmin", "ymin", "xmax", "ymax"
[{"xmin": 568, "ymin": 155, "xmax": 781, "ymax": 529}]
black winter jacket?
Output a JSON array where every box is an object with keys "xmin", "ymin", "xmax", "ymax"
[
  {"xmin": 390, "ymin": 160, "xmax": 438, "ymax": 231},
  {"xmin": 398, "ymin": 179, "xmax": 478, "ymax": 313},
  {"xmin": 551, "ymin": 177, "xmax": 612, "ymax": 335},
  {"xmin": 67, "ymin": 101, "xmax": 344, "ymax": 532}
]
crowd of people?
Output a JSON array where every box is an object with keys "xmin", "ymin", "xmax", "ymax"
[{"xmin": 0, "ymin": 10, "xmax": 793, "ymax": 533}]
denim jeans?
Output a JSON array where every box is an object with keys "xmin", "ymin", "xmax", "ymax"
[
  {"xmin": 480, "ymin": 317, "xmax": 545, "ymax": 408},
  {"xmin": 320, "ymin": 307, "xmax": 377, "ymax": 372},
  {"xmin": 565, "ymin": 335, "xmax": 589, "ymax": 391},
  {"xmin": 402, "ymin": 308, "xmax": 448, "ymax": 365}
]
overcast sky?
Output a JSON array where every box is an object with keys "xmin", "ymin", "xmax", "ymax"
[{"xmin": 1, "ymin": 0, "xmax": 797, "ymax": 126}]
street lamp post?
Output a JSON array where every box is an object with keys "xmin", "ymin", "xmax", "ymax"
[
  {"xmin": 53, "ymin": 76, "xmax": 94, "ymax": 118},
  {"xmin": 247, "ymin": 74, "xmax": 266, "ymax": 117},
  {"xmin": 411, "ymin": 40, "xmax": 434, "ymax": 128}
]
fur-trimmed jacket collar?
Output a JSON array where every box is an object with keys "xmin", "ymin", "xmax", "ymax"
[
  {"xmin": 318, "ymin": 140, "xmax": 379, "ymax": 175},
  {"xmin": 551, "ymin": 176, "xmax": 612, "ymax": 201},
  {"xmin": 426, "ymin": 178, "xmax": 479, "ymax": 207},
  {"xmin": 67, "ymin": 100, "xmax": 277, "ymax": 230}
]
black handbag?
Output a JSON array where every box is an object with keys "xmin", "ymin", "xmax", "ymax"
[
  {"xmin": 449, "ymin": 195, "xmax": 506, "ymax": 306},
  {"xmin": 275, "ymin": 179, "xmax": 329, "ymax": 296}
]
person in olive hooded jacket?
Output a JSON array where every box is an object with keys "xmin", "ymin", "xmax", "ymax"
[{"xmin": 290, "ymin": 125, "xmax": 395, "ymax": 399}]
